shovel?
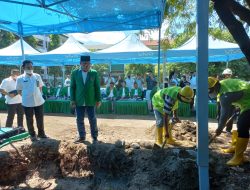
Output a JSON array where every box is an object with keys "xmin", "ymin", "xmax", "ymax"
[{"xmin": 209, "ymin": 112, "xmax": 236, "ymax": 145}]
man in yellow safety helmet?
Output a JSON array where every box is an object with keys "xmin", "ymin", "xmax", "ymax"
[
  {"xmin": 208, "ymin": 77, "xmax": 250, "ymax": 166},
  {"xmin": 152, "ymin": 86, "xmax": 194, "ymax": 147}
]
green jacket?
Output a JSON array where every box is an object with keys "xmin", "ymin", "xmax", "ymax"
[
  {"xmin": 130, "ymin": 88, "xmax": 142, "ymax": 97},
  {"xmin": 61, "ymin": 86, "xmax": 71, "ymax": 97},
  {"xmin": 117, "ymin": 87, "xmax": 130, "ymax": 98},
  {"xmin": 152, "ymin": 86, "xmax": 180, "ymax": 114},
  {"xmin": 106, "ymin": 86, "xmax": 117, "ymax": 97},
  {"xmin": 220, "ymin": 79, "xmax": 250, "ymax": 113},
  {"xmin": 70, "ymin": 69, "xmax": 101, "ymax": 106},
  {"xmin": 42, "ymin": 86, "xmax": 55, "ymax": 96}
]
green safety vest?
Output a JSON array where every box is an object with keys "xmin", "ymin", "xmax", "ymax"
[
  {"xmin": 220, "ymin": 79, "xmax": 250, "ymax": 113},
  {"xmin": 152, "ymin": 86, "xmax": 180, "ymax": 114}
]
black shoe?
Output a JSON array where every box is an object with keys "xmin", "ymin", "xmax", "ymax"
[
  {"xmin": 74, "ymin": 137, "xmax": 86, "ymax": 144},
  {"xmin": 92, "ymin": 138, "xmax": 98, "ymax": 144},
  {"xmin": 38, "ymin": 134, "xmax": 48, "ymax": 139},
  {"xmin": 30, "ymin": 136, "xmax": 38, "ymax": 142}
]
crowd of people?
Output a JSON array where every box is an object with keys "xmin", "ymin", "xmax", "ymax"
[{"xmin": 0, "ymin": 57, "xmax": 249, "ymax": 167}]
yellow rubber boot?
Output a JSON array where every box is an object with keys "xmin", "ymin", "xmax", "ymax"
[
  {"xmin": 155, "ymin": 127, "xmax": 163, "ymax": 146},
  {"xmin": 166, "ymin": 123, "xmax": 179, "ymax": 145},
  {"xmin": 222, "ymin": 130, "xmax": 238, "ymax": 154},
  {"xmin": 226, "ymin": 137, "xmax": 249, "ymax": 166}
]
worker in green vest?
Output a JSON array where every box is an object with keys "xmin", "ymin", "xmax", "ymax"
[
  {"xmin": 70, "ymin": 55, "xmax": 101, "ymax": 144},
  {"xmin": 152, "ymin": 86, "xmax": 194, "ymax": 147},
  {"xmin": 208, "ymin": 77, "xmax": 250, "ymax": 166}
]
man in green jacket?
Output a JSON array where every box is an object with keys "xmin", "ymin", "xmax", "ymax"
[
  {"xmin": 117, "ymin": 81, "xmax": 130, "ymax": 99},
  {"xmin": 130, "ymin": 82, "xmax": 142, "ymax": 99},
  {"xmin": 70, "ymin": 55, "xmax": 101, "ymax": 143},
  {"xmin": 208, "ymin": 77, "xmax": 250, "ymax": 166}
]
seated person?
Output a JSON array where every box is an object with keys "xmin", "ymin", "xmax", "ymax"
[
  {"xmin": 61, "ymin": 80, "xmax": 71, "ymax": 99},
  {"xmin": 106, "ymin": 82, "xmax": 117, "ymax": 100},
  {"xmin": 42, "ymin": 83, "xmax": 54, "ymax": 99},
  {"xmin": 106, "ymin": 82, "xmax": 117, "ymax": 112},
  {"xmin": 54, "ymin": 82, "xmax": 63, "ymax": 98},
  {"xmin": 117, "ymin": 81, "xmax": 130, "ymax": 99},
  {"xmin": 130, "ymin": 82, "xmax": 142, "ymax": 99}
]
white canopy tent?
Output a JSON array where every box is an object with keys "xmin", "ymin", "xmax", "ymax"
[
  {"xmin": 28, "ymin": 37, "xmax": 90, "ymax": 66},
  {"xmin": 93, "ymin": 34, "xmax": 164, "ymax": 64},
  {"xmin": 167, "ymin": 35, "xmax": 244, "ymax": 63},
  {"xmin": 68, "ymin": 31, "xmax": 127, "ymax": 50},
  {"xmin": 0, "ymin": 40, "xmax": 39, "ymax": 65}
]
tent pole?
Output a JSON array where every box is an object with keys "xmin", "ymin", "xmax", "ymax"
[
  {"xmin": 18, "ymin": 22, "xmax": 25, "ymax": 72},
  {"xmin": 196, "ymin": 0, "xmax": 209, "ymax": 189},
  {"xmin": 163, "ymin": 52, "xmax": 166, "ymax": 87},
  {"xmin": 157, "ymin": 20, "xmax": 161, "ymax": 86},
  {"xmin": 62, "ymin": 66, "xmax": 65, "ymax": 86}
]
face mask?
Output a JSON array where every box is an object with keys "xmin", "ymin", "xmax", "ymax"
[
  {"xmin": 25, "ymin": 70, "xmax": 33, "ymax": 75},
  {"xmin": 58, "ymin": 85, "xmax": 62, "ymax": 88},
  {"xmin": 66, "ymin": 84, "xmax": 70, "ymax": 87}
]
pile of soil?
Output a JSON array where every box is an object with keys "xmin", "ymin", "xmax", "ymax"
[{"xmin": 0, "ymin": 120, "xmax": 249, "ymax": 190}]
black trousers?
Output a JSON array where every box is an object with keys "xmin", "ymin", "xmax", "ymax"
[
  {"xmin": 237, "ymin": 109, "xmax": 250, "ymax": 138},
  {"xmin": 23, "ymin": 104, "xmax": 45, "ymax": 137},
  {"xmin": 6, "ymin": 103, "xmax": 24, "ymax": 127}
]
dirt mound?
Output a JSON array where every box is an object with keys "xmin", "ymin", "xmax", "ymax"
[{"xmin": 0, "ymin": 120, "xmax": 250, "ymax": 190}]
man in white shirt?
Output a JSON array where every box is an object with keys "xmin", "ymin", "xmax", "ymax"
[
  {"xmin": 125, "ymin": 74, "xmax": 134, "ymax": 92},
  {"xmin": 16, "ymin": 60, "xmax": 47, "ymax": 142},
  {"xmin": 189, "ymin": 72, "xmax": 197, "ymax": 111},
  {"xmin": 64, "ymin": 75, "xmax": 71, "ymax": 86},
  {"xmin": 0, "ymin": 69, "xmax": 23, "ymax": 128}
]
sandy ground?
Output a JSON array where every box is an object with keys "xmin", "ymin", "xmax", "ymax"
[{"xmin": 0, "ymin": 112, "xmax": 234, "ymax": 144}]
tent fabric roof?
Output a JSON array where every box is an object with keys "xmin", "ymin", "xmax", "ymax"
[
  {"xmin": 167, "ymin": 35, "xmax": 245, "ymax": 62},
  {"xmin": 0, "ymin": 0, "xmax": 166, "ymax": 36},
  {"xmin": 97, "ymin": 34, "xmax": 152, "ymax": 53},
  {"xmin": 43, "ymin": 37, "xmax": 90, "ymax": 54},
  {"xmin": 0, "ymin": 39, "xmax": 40, "ymax": 65},
  {"xmin": 0, "ymin": 40, "xmax": 39, "ymax": 55}
]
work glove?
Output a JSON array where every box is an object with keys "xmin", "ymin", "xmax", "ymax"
[{"xmin": 171, "ymin": 117, "xmax": 181, "ymax": 124}]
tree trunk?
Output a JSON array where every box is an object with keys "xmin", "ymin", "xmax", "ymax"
[{"xmin": 213, "ymin": 0, "xmax": 250, "ymax": 64}]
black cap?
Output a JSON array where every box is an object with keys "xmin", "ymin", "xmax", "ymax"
[{"xmin": 80, "ymin": 55, "xmax": 90, "ymax": 62}]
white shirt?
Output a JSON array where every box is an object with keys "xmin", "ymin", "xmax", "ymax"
[
  {"xmin": 105, "ymin": 77, "xmax": 115, "ymax": 87},
  {"xmin": 134, "ymin": 89, "xmax": 138, "ymax": 96},
  {"xmin": 64, "ymin": 78, "xmax": 70, "ymax": 86},
  {"xmin": 16, "ymin": 73, "xmax": 45, "ymax": 107},
  {"xmin": 135, "ymin": 78, "xmax": 144, "ymax": 90},
  {"xmin": 108, "ymin": 89, "xmax": 114, "ymax": 98},
  {"xmin": 190, "ymin": 76, "xmax": 197, "ymax": 89},
  {"xmin": 125, "ymin": 78, "xmax": 134, "ymax": 91},
  {"xmin": 0, "ymin": 76, "xmax": 22, "ymax": 104},
  {"xmin": 122, "ymin": 88, "xmax": 125, "ymax": 97},
  {"xmin": 82, "ymin": 71, "xmax": 88, "ymax": 84},
  {"xmin": 67, "ymin": 86, "xmax": 70, "ymax": 97}
]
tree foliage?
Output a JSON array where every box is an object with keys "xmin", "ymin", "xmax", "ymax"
[
  {"xmin": 48, "ymin": 34, "xmax": 60, "ymax": 51},
  {"xmin": 23, "ymin": 36, "xmax": 38, "ymax": 48},
  {"xmin": 0, "ymin": 30, "xmax": 16, "ymax": 48}
]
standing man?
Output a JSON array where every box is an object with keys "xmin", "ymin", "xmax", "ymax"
[
  {"xmin": 145, "ymin": 70, "xmax": 157, "ymax": 111},
  {"xmin": 70, "ymin": 56, "xmax": 101, "ymax": 144},
  {"xmin": 0, "ymin": 69, "xmax": 23, "ymax": 128},
  {"xmin": 125, "ymin": 74, "xmax": 134, "ymax": 92},
  {"xmin": 16, "ymin": 60, "xmax": 47, "ymax": 141},
  {"xmin": 208, "ymin": 77, "xmax": 250, "ymax": 166}
]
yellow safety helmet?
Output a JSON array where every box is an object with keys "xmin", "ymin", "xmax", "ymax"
[
  {"xmin": 179, "ymin": 86, "xmax": 194, "ymax": 103},
  {"xmin": 208, "ymin": 77, "xmax": 219, "ymax": 89}
]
